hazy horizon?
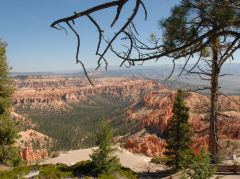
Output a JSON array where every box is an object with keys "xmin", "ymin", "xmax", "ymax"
[{"xmin": 10, "ymin": 62, "xmax": 240, "ymax": 73}]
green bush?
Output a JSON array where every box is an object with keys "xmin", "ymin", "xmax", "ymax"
[
  {"xmin": 98, "ymin": 168, "xmax": 137, "ymax": 179},
  {"xmin": 118, "ymin": 167, "xmax": 138, "ymax": 179},
  {"xmin": 98, "ymin": 173, "xmax": 116, "ymax": 179},
  {"xmin": 11, "ymin": 156, "xmax": 25, "ymax": 167},
  {"xmin": 39, "ymin": 164, "xmax": 74, "ymax": 178},
  {"xmin": 71, "ymin": 160, "xmax": 94, "ymax": 176},
  {"xmin": 0, "ymin": 165, "xmax": 35, "ymax": 179},
  {"xmin": 151, "ymin": 156, "xmax": 168, "ymax": 165},
  {"xmin": 0, "ymin": 161, "xmax": 137, "ymax": 179}
]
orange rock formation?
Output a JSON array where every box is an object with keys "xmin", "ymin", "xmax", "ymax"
[
  {"xmin": 13, "ymin": 77, "xmax": 161, "ymax": 110},
  {"xmin": 125, "ymin": 134, "xmax": 166, "ymax": 157},
  {"xmin": 126, "ymin": 90, "xmax": 240, "ymax": 156},
  {"xmin": 16, "ymin": 130, "xmax": 52, "ymax": 163},
  {"xmin": 12, "ymin": 76, "xmax": 240, "ymax": 158}
]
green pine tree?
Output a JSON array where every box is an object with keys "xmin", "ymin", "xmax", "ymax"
[
  {"xmin": 160, "ymin": 0, "xmax": 240, "ymax": 163},
  {"xmin": 0, "ymin": 40, "xmax": 21, "ymax": 166},
  {"xmin": 164, "ymin": 89, "xmax": 193, "ymax": 171},
  {"xmin": 188, "ymin": 149, "xmax": 215, "ymax": 179},
  {"xmin": 90, "ymin": 120, "xmax": 120, "ymax": 175}
]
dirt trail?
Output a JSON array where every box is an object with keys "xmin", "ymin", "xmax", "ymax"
[
  {"xmin": 41, "ymin": 148, "xmax": 240, "ymax": 178},
  {"xmin": 41, "ymin": 148, "xmax": 165, "ymax": 172}
]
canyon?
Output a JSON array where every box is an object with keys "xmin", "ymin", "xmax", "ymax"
[
  {"xmin": 13, "ymin": 76, "xmax": 159, "ymax": 110},
  {"xmin": 12, "ymin": 75, "xmax": 240, "ymax": 162}
]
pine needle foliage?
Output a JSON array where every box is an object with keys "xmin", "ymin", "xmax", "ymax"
[
  {"xmin": 0, "ymin": 40, "xmax": 21, "ymax": 166},
  {"xmin": 164, "ymin": 89, "xmax": 193, "ymax": 171},
  {"xmin": 188, "ymin": 149, "xmax": 215, "ymax": 179},
  {"xmin": 160, "ymin": 0, "xmax": 240, "ymax": 162},
  {"xmin": 90, "ymin": 120, "xmax": 120, "ymax": 175}
]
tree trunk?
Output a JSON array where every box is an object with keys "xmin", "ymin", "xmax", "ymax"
[{"xmin": 209, "ymin": 37, "xmax": 220, "ymax": 163}]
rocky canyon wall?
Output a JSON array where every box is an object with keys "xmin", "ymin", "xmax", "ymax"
[{"xmin": 12, "ymin": 76, "xmax": 240, "ymax": 160}]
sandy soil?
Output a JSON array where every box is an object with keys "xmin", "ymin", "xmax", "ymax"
[
  {"xmin": 41, "ymin": 148, "xmax": 165, "ymax": 172},
  {"xmin": 40, "ymin": 148, "xmax": 240, "ymax": 178}
]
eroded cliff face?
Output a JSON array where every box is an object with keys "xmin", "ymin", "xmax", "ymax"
[
  {"xmin": 16, "ymin": 130, "xmax": 52, "ymax": 163},
  {"xmin": 127, "ymin": 90, "xmax": 175, "ymax": 135},
  {"xmin": 12, "ymin": 76, "xmax": 240, "ymax": 159},
  {"xmin": 11, "ymin": 109, "xmax": 35, "ymax": 129},
  {"xmin": 13, "ymin": 77, "xmax": 161, "ymax": 111},
  {"xmin": 125, "ymin": 133, "xmax": 166, "ymax": 157},
  {"xmin": 125, "ymin": 90, "xmax": 240, "ymax": 156}
]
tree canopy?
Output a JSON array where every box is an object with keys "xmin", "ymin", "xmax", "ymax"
[
  {"xmin": 0, "ymin": 41, "xmax": 21, "ymax": 166},
  {"xmin": 160, "ymin": 0, "xmax": 240, "ymax": 162}
]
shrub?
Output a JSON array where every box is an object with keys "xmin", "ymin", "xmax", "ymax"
[
  {"xmin": 51, "ymin": 151, "xmax": 60, "ymax": 158},
  {"xmin": 71, "ymin": 160, "xmax": 93, "ymax": 176},
  {"xmin": 98, "ymin": 168, "xmax": 137, "ymax": 179},
  {"xmin": 0, "ymin": 161, "xmax": 137, "ymax": 178},
  {"xmin": 39, "ymin": 164, "xmax": 74, "ymax": 178},
  {"xmin": 118, "ymin": 167, "xmax": 138, "ymax": 179},
  {"xmin": 151, "ymin": 156, "xmax": 168, "ymax": 165},
  {"xmin": 0, "ymin": 165, "xmax": 35, "ymax": 179}
]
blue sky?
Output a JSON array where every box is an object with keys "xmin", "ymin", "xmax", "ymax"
[{"xmin": 0, "ymin": 0, "xmax": 180, "ymax": 72}]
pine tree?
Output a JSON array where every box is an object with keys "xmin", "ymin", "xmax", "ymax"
[
  {"xmin": 90, "ymin": 120, "xmax": 120, "ymax": 175},
  {"xmin": 0, "ymin": 40, "xmax": 20, "ymax": 166},
  {"xmin": 164, "ymin": 89, "xmax": 193, "ymax": 171},
  {"xmin": 160, "ymin": 0, "xmax": 240, "ymax": 162},
  {"xmin": 188, "ymin": 149, "xmax": 215, "ymax": 179}
]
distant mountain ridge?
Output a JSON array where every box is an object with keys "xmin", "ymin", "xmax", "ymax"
[{"xmin": 11, "ymin": 63, "xmax": 240, "ymax": 77}]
